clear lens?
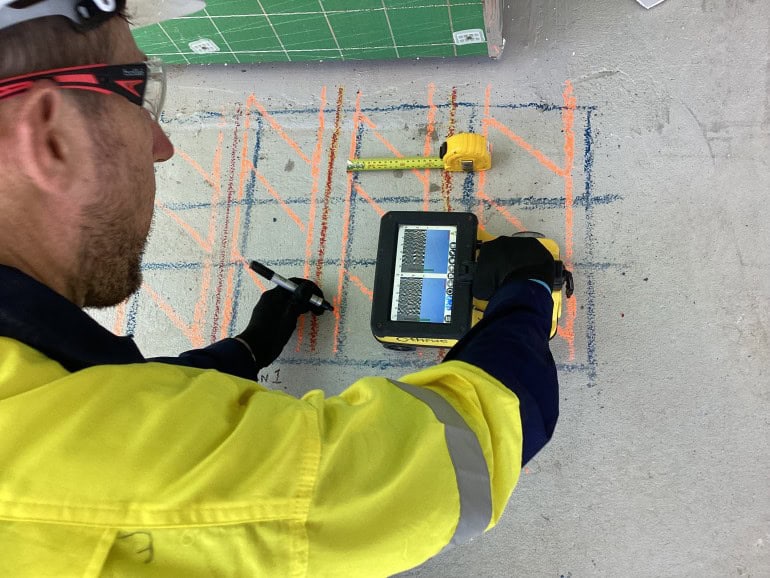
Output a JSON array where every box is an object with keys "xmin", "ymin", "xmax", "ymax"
[{"xmin": 143, "ymin": 58, "xmax": 166, "ymax": 121}]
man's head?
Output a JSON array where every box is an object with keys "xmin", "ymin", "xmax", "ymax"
[{"xmin": 0, "ymin": 0, "xmax": 174, "ymax": 308}]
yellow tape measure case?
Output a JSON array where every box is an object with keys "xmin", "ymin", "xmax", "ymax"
[{"xmin": 371, "ymin": 211, "xmax": 478, "ymax": 350}]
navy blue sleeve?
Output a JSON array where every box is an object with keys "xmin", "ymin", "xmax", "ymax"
[
  {"xmin": 149, "ymin": 338, "xmax": 260, "ymax": 382},
  {"xmin": 443, "ymin": 280, "xmax": 559, "ymax": 465}
]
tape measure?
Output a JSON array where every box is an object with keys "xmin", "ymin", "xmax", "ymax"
[
  {"xmin": 347, "ymin": 157, "xmax": 445, "ymax": 171},
  {"xmin": 347, "ymin": 133, "xmax": 492, "ymax": 173}
]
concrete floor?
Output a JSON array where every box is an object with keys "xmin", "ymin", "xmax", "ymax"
[{"xmin": 105, "ymin": 0, "xmax": 770, "ymax": 575}]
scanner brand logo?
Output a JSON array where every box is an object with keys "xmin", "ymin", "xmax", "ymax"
[{"xmin": 395, "ymin": 337, "xmax": 454, "ymax": 345}]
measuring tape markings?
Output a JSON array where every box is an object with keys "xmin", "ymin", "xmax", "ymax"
[{"xmin": 346, "ymin": 157, "xmax": 446, "ymax": 171}]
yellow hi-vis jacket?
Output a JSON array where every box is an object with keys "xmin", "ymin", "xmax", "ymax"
[{"xmin": 0, "ymin": 337, "xmax": 522, "ymax": 577}]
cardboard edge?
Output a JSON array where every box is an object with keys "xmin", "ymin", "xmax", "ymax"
[{"xmin": 484, "ymin": 0, "xmax": 505, "ymax": 58}]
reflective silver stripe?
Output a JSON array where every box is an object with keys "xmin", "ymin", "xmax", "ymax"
[{"xmin": 390, "ymin": 380, "xmax": 492, "ymax": 548}]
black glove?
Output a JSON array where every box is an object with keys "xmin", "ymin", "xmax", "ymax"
[
  {"xmin": 472, "ymin": 236, "xmax": 555, "ymax": 301},
  {"xmin": 237, "ymin": 278, "xmax": 326, "ymax": 369}
]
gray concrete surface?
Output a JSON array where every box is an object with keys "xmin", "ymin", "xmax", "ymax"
[{"xmin": 103, "ymin": 1, "xmax": 770, "ymax": 575}]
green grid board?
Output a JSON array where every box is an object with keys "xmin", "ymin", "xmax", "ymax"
[{"xmin": 132, "ymin": 1, "xmax": 493, "ymax": 64}]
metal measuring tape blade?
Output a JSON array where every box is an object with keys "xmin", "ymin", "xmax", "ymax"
[{"xmin": 347, "ymin": 133, "xmax": 491, "ymax": 173}]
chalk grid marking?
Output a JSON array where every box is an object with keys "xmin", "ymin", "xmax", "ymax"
[{"xmin": 92, "ymin": 85, "xmax": 605, "ymax": 386}]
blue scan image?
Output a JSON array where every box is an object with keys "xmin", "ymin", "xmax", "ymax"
[
  {"xmin": 422, "ymin": 229, "xmax": 450, "ymax": 274},
  {"xmin": 419, "ymin": 278, "xmax": 447, "ymax": 322}
]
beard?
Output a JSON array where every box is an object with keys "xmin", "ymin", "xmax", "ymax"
[
  {"xmin": 75, "ymin": 109, "xmax": 157, "ymax": 309},
  {"xmin": 77, "ymin": 217, "xmax": 150, "ymax": 308},
  {"xmin": 76, "ymin": 196, "xmax": 153, "ymax": 309}
]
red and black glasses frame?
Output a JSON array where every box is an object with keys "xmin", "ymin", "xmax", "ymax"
[{"xmin": 0, "ymin": 58, "xmax": 166, "ymax": 121}]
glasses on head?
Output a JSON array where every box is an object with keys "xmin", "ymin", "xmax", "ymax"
[{"xmin": 0, "ymin": 58, "xmax": 166, "ymax": 121}]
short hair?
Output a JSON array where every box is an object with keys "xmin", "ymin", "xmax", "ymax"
[{"xmin": 0, "ymin": 1, "xmax": 130, "ymax": 112}]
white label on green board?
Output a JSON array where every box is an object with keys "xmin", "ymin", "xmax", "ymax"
[
  {"xmin": 453, "ymin": 29, "xmax": 486, "ymax": 45},
  {"xmin": 189, "ymin": 38, "xmax": 220, "ymax": 54}
]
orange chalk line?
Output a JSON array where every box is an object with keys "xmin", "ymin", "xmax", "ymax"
[
  {"xmin": 223, "ymin": 93, "xmax": 327, "ymax": 342},
  {"xmin": 226, "ymin": 96, "xmax": 306, "ymax": 340},
  {"xmin": 422, "ymin": 83, "xmax": 437, "ymax": 211},
  {"xmin": 559, "ymin": 80, "xmax": 577, "ymax": 361},
  {"xmin": 112, "ymin": 301, "xmax": 127, "ymax": 335},
  {"xmin": 222, "ymin": 92, "xmax": 338, "ymax": 341},
  {"xmin": 160, "ymin": 134, "xmax": 224, "ymax": 344},
  {"xmin": 241, "ymin": 94, "xmax": 322, "ymax": 343},
  {"xmin": 476, "ymin": 166, "xmax": 488, "ymax": 222},
  {"xmin": 357, "ymin": 112, "xmax": 431, "ymax": 187},
  {"xmin": 155, "ymin": 201, "xmax": 212, "ymax": 253},
  {"xmin": 175, "ymin": 148, "xmax": 220, "ymax": 188},
  {"xmin": 242, "ymin": 261, "xmax": 267, "ymax": 292},
  {"xmin": 346, "ymin": 270, "xmax": 373, "ymax": 300},
  {"xmin": 480, "ymin": 82, "xmax": 578, "ymax": 360},
  {"xmin": 169, "ymin": 144, "xmax": 219, "ymax": 338},
  {"xmin": 142, "ymin": 282, "xmax": 203, "ymax": 348},
  {"xmin": 244, "ymin": 97, "xmax": 309, "ymax": 233},
  {"xmin": 555, "ymin": 296, "xmax": 577, "ymax": 361},
  {"xmin": 474, "ymin": 85, "xmax": 492, "ymax": 226},
  {"xmin": 224, "ymin": 99, "xmax": 306, "ymax": 340},
  {"xmin": 296, "ymin": 86, "xmax": 328, "ymax": 352},
  {"xmin": 247, "ymin": 96, "xmax": 311, "ymax": 165},
  {"xmin": 476, "ymin": 190, "xmax": 526, "ymax": 232},
  {"xmin": 484, "ymin": 118, "xmax": 565, "ymax": 177},
  {"xmin": 251, "ymin": 168, "xmax": 306, "ymax": 232},
  {"xmin": 333, "ymin": 91, "xmax": 363, "ymax": 353},
  {"xmin": 352, "ymin": 183, "xmax": 385, "ymax": 217}
]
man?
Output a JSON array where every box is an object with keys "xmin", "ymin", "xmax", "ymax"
[{"xmin": 0, "ymin": 2, "xmax": 561, "ymax": 576}]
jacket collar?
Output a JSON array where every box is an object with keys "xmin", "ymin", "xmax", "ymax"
[{"xmin": 0, "ymin": 265, "xmax": 145, "ymax": 372}]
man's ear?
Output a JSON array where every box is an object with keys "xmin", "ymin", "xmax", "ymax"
[{"xmin": 14, "ymin": 82, "xmax": 82, "ymax": 195}]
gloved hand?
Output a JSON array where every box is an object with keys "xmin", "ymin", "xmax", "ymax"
[
  {"xmin": 472, "ymin": 236, "xmax": 555, "ymax": 301},
  {"xmin": 236, "ymin": 278, "xmax": 326, "ymax": 369}
]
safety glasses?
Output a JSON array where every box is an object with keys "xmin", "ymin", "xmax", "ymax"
[{"xmin": 0, "ymin": 58, "xmax": 166, "ymax": 121}]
